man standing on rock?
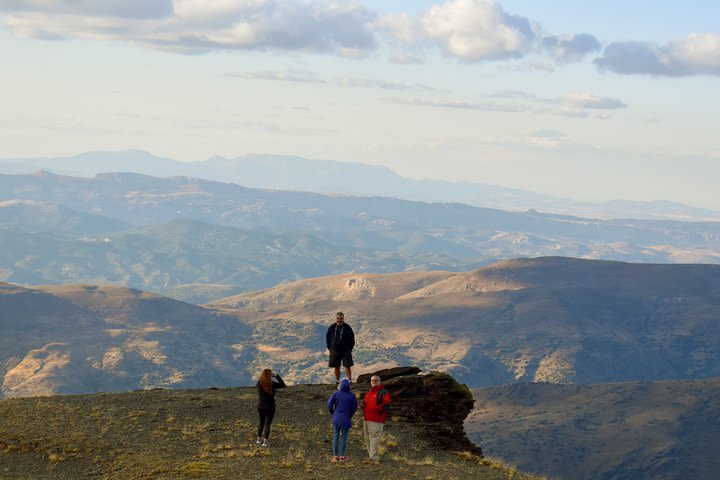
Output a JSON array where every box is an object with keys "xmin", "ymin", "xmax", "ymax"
[
  {"xmin": 360, "ymin": 375, "xmax": 391, "ymax": 463},
  {"xmin": 326, "ymin": 311, "xmax": 355, "ymax": 385}
]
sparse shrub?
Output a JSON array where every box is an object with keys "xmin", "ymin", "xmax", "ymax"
[
  {"xmin": 455, "ymin": 450, "xmax": 475, "ymax": 462},
  {"xmin": 243, "ymin": 448, "xmax": 271, "ymax": 458},
  {"xmin": 295, "ymin": 448, "xmax": 305, "ymax": 461},
  {"xmin": 280, "ymin": 451, "xmax": 295, "ymax": 468},
  {"xmin": 178, "ymin": 461, "xmax": 212, "ymax": 478},
  {"xmin": 380, "ymin": 434, "xmax": 398, "ymax": 449},
  {"xmin": 48, "ymin": 453, "xmax": 65, "ymax": 463}
]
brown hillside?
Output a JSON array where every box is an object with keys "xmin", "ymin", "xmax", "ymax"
[
  {"xmin": 0, "ymin": 283, "xmax": 252, "ymax": 398},
  {"xmin": 466, "ymin": 376, "xmax": 720, "ymax": 480},
  {"xmin": 3, "ymin": 257, "xmax": 720, "ymax": 396},
  {"xmin": 212, "ymin": 257, "xmax": 720, "ymax": 386}
]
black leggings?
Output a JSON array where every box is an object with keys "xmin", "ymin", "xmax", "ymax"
[{"xmin": 257, "ymin": 408, "xmax": 275, "ymax": 439}]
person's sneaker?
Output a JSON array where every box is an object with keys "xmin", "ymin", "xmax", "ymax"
[
  {"xmin": 339, "ymin": 456, "xmax": 348, "ymax": 462},
  {"xmin": 261, "ymin": 439, "xmax": 270, "ymax": 447},
  {"xmin": 331, "ymin": 456, "xmax": 339, "ymax": 462},
  {"xmin": 256, "ymin": 437, "xmax": 263, "ymax": 444}
]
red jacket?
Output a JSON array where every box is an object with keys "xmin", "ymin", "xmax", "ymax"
[{"xmin": 361, "ymin": 385, "xmax": 391, "ymax": 423}]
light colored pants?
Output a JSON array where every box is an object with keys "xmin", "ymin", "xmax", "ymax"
[{"xmin": 363, "ymin": 420, "xmax": 384, "ymax": 461}]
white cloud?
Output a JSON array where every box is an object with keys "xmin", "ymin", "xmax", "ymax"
[
  {"xmin": 228, "ymin": 70, "xmax": 326, "ymax": 84},
  {"xmin": 0, "ymin": 0, "xmax": 173, "ymax": 18},
  {"xmin": 339, "ymin": 47, "xmax": 368, "ymax": 59},
  {"xmin": 562, "ymin": 93, "xmax": 627, "ymax": 110},
  {"xmin": 530, "ymin": 129, "xmax": 565, "ymax": 139},
  {"xmin": 0, "ymin": 0, "xmax": 610, "ymax": 69},
  {"xmin": 594, "ymin": 33, "xmax": 720, "ymax": 76},
  {"xmin": 392, "ymin": 97, "xmax": 527, "ymax": 112},
  {"xmin": 337, "ymin": 78, "xmax": 411, "ymax": 90},
  {"xmin": 229, "ymin": 70, "xmax": 431, "ymax": 91},
  {"xmin": 392, "ymin": 90, "xmax": 627, "ymax": 118},
  {"xmin": 1, "ymin": 0, "xmax": 377, "ymax": 55},
  {"xmin": 374, "ymin": 12, "xmax": 420, "ymax": 45},
  {"xmin": 420, "ymin": 0, "xmax": 536, "ymax": 61},
  {"xmin": 542, "ymin": 33, "xmax": 601, "ymax": 63},
  {"xmin": 390, "ymin": 53, "xmax": 424, "ymax": 64}
]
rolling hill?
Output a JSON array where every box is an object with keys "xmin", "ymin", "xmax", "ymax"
[
  {"xmin": 0, "ymin": 282, "xmax": 253, "ymax": 398},
  {"xmin": 3, "ymin": 257, "xmax": 718, "ymax": 398}
]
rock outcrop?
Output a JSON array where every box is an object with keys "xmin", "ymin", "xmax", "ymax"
[{"xmin": 356, "ymin": 366, "xmax": 482, "ymax": 455}]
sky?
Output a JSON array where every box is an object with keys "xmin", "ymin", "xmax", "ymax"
[{"xmin": 1, "ymin": 0, "xmax": 719, "ymax": 209}]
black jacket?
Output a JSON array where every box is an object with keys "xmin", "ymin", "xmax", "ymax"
[
  {"xmin": 257, "ymin": 375, "xmax": 286, "ymax": 411},
  {"xmin": 326, "ymin": 323, "xmax": 355, "ymax": 353}
]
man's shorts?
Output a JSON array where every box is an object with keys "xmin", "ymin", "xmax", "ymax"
[{"xmin": 328, "ymin": 349, "xmax": 354, "ymax": 368}]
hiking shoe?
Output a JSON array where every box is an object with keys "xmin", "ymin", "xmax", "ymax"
[
  {"xmin": 256, "ymin": 437, "xmax": 263, "ymax": 444},
  {"xmin": 262, "ymin": 440, "xmax": 270, "ymax": 447},
  {"xmin": 339, "ymin": 456, "xmax": 348, "ymax": 462}
]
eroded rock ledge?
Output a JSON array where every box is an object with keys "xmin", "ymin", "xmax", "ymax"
[{"xmin": 357, "ymin": 366, "xmax": 482, "ymax": 456}]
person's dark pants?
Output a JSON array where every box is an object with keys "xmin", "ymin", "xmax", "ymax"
[{"xmin": 257, "ymin": 408, "xmax": 275, "ymax": 439}]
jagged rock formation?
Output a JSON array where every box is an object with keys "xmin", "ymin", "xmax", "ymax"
[{"xmin": 356, "ymin": 366, "xmax": 482, "ymax": 455}]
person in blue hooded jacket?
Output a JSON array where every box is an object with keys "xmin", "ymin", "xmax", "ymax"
[{"xmin": 327, "ymin": 378, "xmax": 358, "ymax": 462}]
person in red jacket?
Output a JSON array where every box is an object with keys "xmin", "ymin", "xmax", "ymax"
[{"xmin": 360, "ymin": 375, "xmax": 391, "ymax": 463}]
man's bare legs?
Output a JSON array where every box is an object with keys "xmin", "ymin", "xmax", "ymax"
[{"xmin": 333, "ymin": 366, "xmax": 352, "ymax": 383}]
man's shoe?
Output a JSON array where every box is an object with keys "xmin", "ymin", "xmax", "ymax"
[
  {"xmin": 262, "ymin": 439, "xmax": 270, "ymax": 447},
  {"xmin": 256, "ymin": 437, "xmax": 263, "ymax": 444}
]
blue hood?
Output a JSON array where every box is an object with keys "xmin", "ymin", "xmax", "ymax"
[{"xmin": 339, "ymin": 379, "xmax": 351, "ymax": 392}]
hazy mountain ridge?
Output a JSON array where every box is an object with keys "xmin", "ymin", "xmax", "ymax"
[
  {"xmin": 466, "ymin": 377, "xmax": 720, "ymax": 480},
  {"xmin": 1, "ymin": 150, "xmax": 718, "ymax": 221},
  {"xmin": 0, "ymin": 218, "xmax": 473, "ymax": 302},
  {"xmin": 1, "ymin": 170, "xmax": 720, "ymax": 304},
  {"xmin": 0, "ymin": 199, "xmax": 128, "ymax": 234}
]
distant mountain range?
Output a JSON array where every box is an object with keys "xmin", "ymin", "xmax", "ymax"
[
  {"xmin": 1, "ymin": 170, "xmax": 720, "ymax": 302},
  {"xmin": 4, "ymin": 257, "xmax": 719, "ymax": 398},
  {"xmin": 1, "ymin": 150, "xmax": 718, "ymax": 221}
]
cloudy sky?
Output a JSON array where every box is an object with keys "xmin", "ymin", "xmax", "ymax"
[{"xmin": 1, "ymin": 0, "xmax": 719, "ymax": 208}]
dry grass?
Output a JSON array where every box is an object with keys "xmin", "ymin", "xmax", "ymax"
[{"xmin": 0, "ymin": 384, "xmax": 545, "ymax": 480}]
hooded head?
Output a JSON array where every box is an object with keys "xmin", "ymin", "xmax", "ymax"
[{"xmin": 339, "ymin": 378, "xmax": 351, "ymax": 392}]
